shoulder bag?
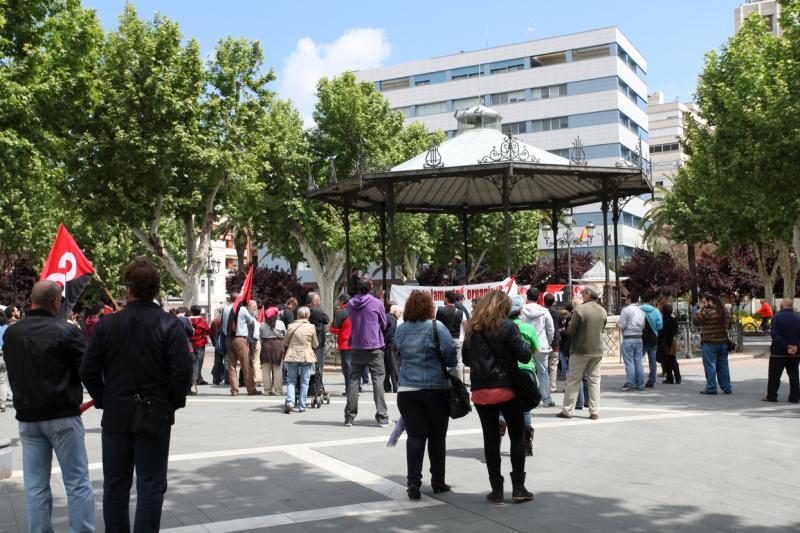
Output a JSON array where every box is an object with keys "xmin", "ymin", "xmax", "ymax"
[
  {"xmin": 480, "ymin": 331, "xmax": 541, "ymax": 411},
  {"xmin": 123, "ymin": 330, "xmax": 174, "ymax": 438},
  {"xmin": 432, "ymin": 321, "xmax": 472, "ymax": 419}
]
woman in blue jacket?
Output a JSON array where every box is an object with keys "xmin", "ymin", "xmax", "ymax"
[{"xmin": 395, "ymin": 291, "xmax": 457, "ymax": 500}]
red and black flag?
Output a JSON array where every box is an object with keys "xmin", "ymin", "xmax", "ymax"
[
  {"xmin": 40, "ymin": 224, "xmax": 95, "ymax": 318},
  {"xmin": 228, "ymin": 265, "xmax": 254, "ymax": 335}
]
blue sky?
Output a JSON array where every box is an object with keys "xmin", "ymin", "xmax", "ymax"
[{"xmin": 84, "ymin": 0, "xmax": 744, "ymax": 121}]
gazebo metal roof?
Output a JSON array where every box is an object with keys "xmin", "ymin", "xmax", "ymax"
[{"xmin": 307, "ymin": 106, "xmax": 653, "ymax": 311}]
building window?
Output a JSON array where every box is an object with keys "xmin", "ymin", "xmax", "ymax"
[
  {"xmin": 415, "ymin": 101, "xmax": 448, "ymax": 116},
  {"xmin": 649, "ymin": 142, "xmax": 680, "ymax": 154},
  {"xmin": 531, "ymin": 51, "xmax": 567, "ymax": 67},
  {"xmin": 532, "ymin": 116, "xmax": 568, "ymax": 132},
  {"xmin": 225, "ymin": 258, "xmax": 235, "ymax": 270},
  {"xmin": 451, "ymin": 65, "xmax": 480, "ymax": 80},
  {"xmin": 656, "ymin": 180, "xmax": 665, "ymax": 187},
  {"xmin": 531, "ymin": 83, "xmax": 567, "ymax": 100},
  {"xmin": 414, "ymin": 79, "xmax": 430, "ymax": 86},
  {"xmin": 380, "ymin": 77, "xmax": 410, "ymax": 91},
  {"xmin": 501, "ymin": 121, "xmax": 528, "ymax": 135},
  {"xmin": 490, "ymin": 90, "xmax": 525, "ymax": 106},
  {"xmin": 765, "ymin": 14, "xmax": 774, "ymax": 32},
  {"xmin": 394, "ymin": 106, "xmax": 412, "ymax": 117},
  {"xmin": 572, "ymin": 45, "xmax": 612, "ymax": 62},
  {"xmin": 453, "ymin": 96, "xmax": 482, "ymax": 111},
  {"xmin": 201, "ymin": 279, "xmax": 206, "ymax": 293}
]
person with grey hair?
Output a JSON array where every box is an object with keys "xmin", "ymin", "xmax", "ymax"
[
  {"xmin": 4, "ymin": 281, "xmax": 95, "ymax": 531},
  {"xmin": 283, "ymin": 305, "xmax": 319, "ymax": 412},
  {"xmin": 557, "ymin": 286, "xmax": 607, "ymax": 420}
]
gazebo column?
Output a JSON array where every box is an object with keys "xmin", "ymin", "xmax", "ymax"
[
  {"xmin": 601, "ymin": 185, "xmax": 610, "ymax": 310},
  {"xmin": 343, "ymin": 205, "xmax": 351, "ymax": 292},
  {"xmin": 388, "ymin": 183, "xmax": 398, "ymax": 298},
  {"xmin": 461, "ymin": 212, "xmax": 469, "ymax": 279},
  {"xmin": 503, "ymin": 170, "xmax": 511, "ymax": 278},
  {"xmin": 379, "ymin": 205, "xmax": 388, "ymax": 299},
  {"xmin": 550, "ymin": 206, "xmax": 559, "ymax": 277},
  {"xmin": 612, "ymin": 197, "xmax": 621, "ymax": 313}
]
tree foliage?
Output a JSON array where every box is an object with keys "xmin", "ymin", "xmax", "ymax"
[
  {"xmin": 516, "ymin": 252, "xmax": 596, "ymax": 289},
  {"xmin": 226, "ymin": 266, "xmax": 306, "ymax": 309},
  {"xmin": 619, "ymin": 249, "xmax": 693, "ymax": 297}
]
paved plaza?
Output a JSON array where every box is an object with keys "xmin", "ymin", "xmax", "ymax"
[{"xmin": 0, "ymin": 354, "xmax": 798, "ymax": 532}]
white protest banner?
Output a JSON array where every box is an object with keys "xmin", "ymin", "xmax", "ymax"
[{"xmin": 390, "ymin": 277, "xmax": 522, "ymax": 313}]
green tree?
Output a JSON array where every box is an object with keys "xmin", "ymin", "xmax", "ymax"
[
  {"xmin": 664, "ymin": 11, "xmax": 797, "ymax": 299},
  {"xmin": 73, "ymin": 6, "xmax": 275, "ymax": 305},
  {"xmin": 0, "ymin": 0, "xmax": 103, "ymax": 260}
]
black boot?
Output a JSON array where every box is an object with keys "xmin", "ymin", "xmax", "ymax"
[
  {"xmin": 407, "ymin": 484, "xmax": 421, "ymax": 501},
  {"xmin": 431, "ymin": 480, "xmax": 451, "ymax": 494},
  {"xmin": 525, "ymin": 426, "xmax": 534, "ymax": 457},
  {"xmin": 487, "ymin": 476, "xmax": 504, "ymax": 505},
  {"xmin": 510, "ymin": 472, "xmax": 534, "ymax": 502}
]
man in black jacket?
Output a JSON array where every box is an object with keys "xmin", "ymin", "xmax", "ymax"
[
  {"xmin": 763, "ymin": 298, "xmax": 800, "ymax": 403},
  {"xmin": 307, "ymin": 292, "xmax": 330, "ymax": 379},
  {"xmin": 81, "ymin": 257, "xmax": 193, "ymax": 532},
  {"xmin": 4, "ymin": 280, "xmax": 95, "ymax": 532}
]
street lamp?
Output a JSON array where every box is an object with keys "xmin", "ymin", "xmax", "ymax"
[
  {"xmin": 540, "ymin": 210, "xmax": 595, "ymax": 303},
  {"xmin": 206, "ymin": 254, "xmax": 221, "ymax": 321}
]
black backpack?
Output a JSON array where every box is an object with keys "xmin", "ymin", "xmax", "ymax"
[{"xmin": 643, "ymin": 317, "xmax": 658, "ymax": 346}]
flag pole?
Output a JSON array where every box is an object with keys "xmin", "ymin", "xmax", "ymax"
[{"xmin": 93, "ymin": 272, "xmax": 122, "ymax": 311}]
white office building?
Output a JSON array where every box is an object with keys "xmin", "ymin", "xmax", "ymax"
[
  {"xmin": 735, "ymin": 0, "xmax": 783, "ymax": 36},
  {"xmin": 356, "ymin": 27, "xmax": 650, "ymax": 259},
  {"xmin": 647, "ymin": 91, "xmax": 702, "ymax": 192}
]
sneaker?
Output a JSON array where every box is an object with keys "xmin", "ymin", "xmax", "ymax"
[
  {"xmin": 375, "ymin": 419, "xmax": 390, "ymax": 428},
  {"xmin": 645, "ymin": 382, "xmax": 654, "ymax": 388},
  {"xmin": 197, "ymin": 380, "xmax": 209, "ymax": 385},
  {"xmin": 619, "ymin": 385, "xmax": 633, "ymax": 391},
  {"xmin": 247, "ymin": 390, "xmax": 263, "ymax": 396},
  {"xmin": 284, "ymin": 404, "xmax": 294, "ymax": 414},
  {"xmin": 544, "ymin": 401, "xmax": 556, "ymax": 408},
  {"xmin": 298, "ymin": 407, "xmax": 306, "ymax": 413},
  {"xmin": 699, "ymin": 390, "xmax": 717, "ymax": 395},
  {"xmin": 344, "ymin": 420, "xmax": 353, "ymax": 427},
  {"xmin": 723, "ymin": 390, "xmax": 732, "ymax": 395}
]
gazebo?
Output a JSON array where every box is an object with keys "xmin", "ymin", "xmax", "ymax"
[{"xmin": 309, "ymin": 106, "xmax": 652, "ymax": 310}]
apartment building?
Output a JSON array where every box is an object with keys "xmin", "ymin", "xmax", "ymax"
[{"xmin": 356, "ymin": 27, "xmax": 650, "ymax": 259}]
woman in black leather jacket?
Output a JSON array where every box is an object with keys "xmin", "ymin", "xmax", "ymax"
[{"xmin": 463, "ymin": 290, "xmax": 533, "ymax": 505}]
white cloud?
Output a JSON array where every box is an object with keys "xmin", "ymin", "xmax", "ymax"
[{"xmin": 278, "ymin": 28, "xmax": 391, "ymax": 128}]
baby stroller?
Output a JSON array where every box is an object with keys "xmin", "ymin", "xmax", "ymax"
[{"xmin": 295, "ymin": 361, "xmax": 331, "ymax": 408}]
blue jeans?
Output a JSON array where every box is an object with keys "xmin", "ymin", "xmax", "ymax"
[
  {"xmin": 559, "ymin": 352, "xmax": 569, "ymax": 378},
  {"xmin": 534, "ymin": 351, "xmax": 552, "ymax": 404},
  {"xmin": 102, "ymin": 427, "xmax": 171, "ymax": 533},
  {"xmin": 19, "ymin": 416, "xmax": 95, "ymax": 533},
  {"xmin": 286, "ymin": 362, "xmax": 313, "ymax": 408},
  {"xmin": 644, "ymin": 343, "xmax": 658, "ymax": 385},
  {"xmin": 192, "ymin": 346, "xmax": 205, "ymax": 382},
  {"xmin": 701, "ymin": 343, "xmax": 732, "ymax": 393},
  {"xmin": 621, "ymin": 338, "xmax": 645, "ymax": 389},
  {"xmin": 340, "ymin": 350, "xmax": 351, "ymax": 390}
]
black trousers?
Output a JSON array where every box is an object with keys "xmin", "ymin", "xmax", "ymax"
[
  {"xmin": 397, "ymin": 389, "xmax": 449, "ymax": 487},
  {"xmin": 383, "ymin": 345, "xmax": 400, "ymax": 392},
  {"xmin": 211, "ymin": 349, "xmax": 228, "ymax": 384},
  {"xmin": 664, "ymin": 355, "xmax": 681, "ymax": 383},
  {"xmin": 766, "ymin": 355, "xmax": 800, "ymax": 402},
  {"xmin": 475, "ymin": 400, "xmax": 525, "ymax": 480},
  {"xmin": 102, "ymin": 427, "xmax": 171, "ymax": 533}
]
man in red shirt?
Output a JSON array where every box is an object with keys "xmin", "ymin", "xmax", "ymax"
[
  {"xmin": 189, "ymin": 305, "xmax": 211, "ymax": 385},
  {"xmin": 330, "ymin": 293, "xmax": 352, "ymax": 395},
  {"xmin": 757, "ymin": 299, "xmax": 774, "ymax": 333}
]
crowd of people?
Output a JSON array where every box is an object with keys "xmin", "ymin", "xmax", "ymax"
[{"xmin": 1, "ymin": 258, "xmax": 799, "ymax": 530}]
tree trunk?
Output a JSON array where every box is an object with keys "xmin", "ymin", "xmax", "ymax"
[
  {"xmin": 776, "ymin": 239, "xmax": 798, "ymax": 299},
  {"xmin": 288, "ymin": 225, "xmax": 344, "ymax": 317},
  {"xmin": 467, "ymin": 249, "xmax": 488, "ymax": 283},
  {"xmin": 403, "ymin": 250, "xmax": 420, "ymax": 281}
]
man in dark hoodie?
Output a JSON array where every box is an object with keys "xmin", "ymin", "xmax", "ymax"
[
  {"xmin": 543, "ymin": 293, "xmax": 561, "ymax": 394},
  {"xmin": 640, "ymin": 290, "xmax": 663, "ymax": 388},
  {"xmin": 344, "ymin": 275, "xmax": 389, "ymax": 427}
]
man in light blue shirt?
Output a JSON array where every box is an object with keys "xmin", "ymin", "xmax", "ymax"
[{"xmin": 618, "ymin": 293, "xmax": 646, "ymax": 391}]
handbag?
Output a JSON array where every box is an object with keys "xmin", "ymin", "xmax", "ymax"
[
  {"xmin": 122, "ymin": 336, "xmax": 173, "ymax": 438},
  {"xmin": 479, "ymin": 331, "xmax": 542, "ymax": 411},
  {"xmin": 432, "ymin": 321, "xmax": 472, "ymax": 419}
]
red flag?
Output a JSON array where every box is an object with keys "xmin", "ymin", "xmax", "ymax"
[
  {"xmin": 257, "ymin": 305, "xmax": 266, "ymax": 322},
  {"xmin": 578, "ymin": 227, "xmax": 589, "ymax": 240},
  {"xmin": 229, "ymin": 266, "xmax": 254, "ymax": 334},
  {"xmin": 40, "ymin": 224, "xmax": 95, "ymax": 317}
]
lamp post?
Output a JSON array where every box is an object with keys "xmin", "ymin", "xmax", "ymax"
[
  {"xmin": 540, "ymin": 210, "xmax": 596, "ymax": 303},
  {"xmin": 206, "ymin": 254, "xmax": 221, "ymax": 321}
]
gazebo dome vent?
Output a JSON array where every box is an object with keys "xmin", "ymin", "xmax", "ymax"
[{"xmin": 455, "ymin": 105, "xmax": 501, "ymax": 134}]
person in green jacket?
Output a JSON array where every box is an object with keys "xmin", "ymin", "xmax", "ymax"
[{"xmin": 499, "ymin": 295, "xmax": 539, "ymax": 456}]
